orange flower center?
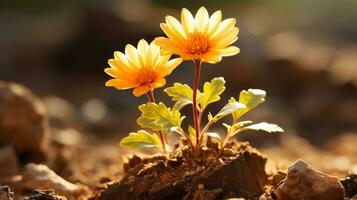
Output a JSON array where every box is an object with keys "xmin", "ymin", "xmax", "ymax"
[
  {"xmin": 187, "ymin": 33, "xmax": 209, "ymax": 55},
  {"xmin": 136, "ymin": 67, "xmax": 157, "ymax": 86}
]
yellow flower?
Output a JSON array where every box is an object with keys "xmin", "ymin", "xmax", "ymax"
[
  {"xmin": 154, "ymin": 6, "xmax": 240, "ymax": 64},
  {"xmin": 105, "ymin": 39, "xmax": 182, "ymax": 97}
]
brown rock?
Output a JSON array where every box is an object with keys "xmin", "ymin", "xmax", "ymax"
[
  {"xmin": 274, "ymin": 160, "xmax": 345, "ymax": 200},
  {"xmin": 24, "ymin": 189, "xmax": 66, "ymax": 200},
  {"xmin": 21, "ymin": 163, "xmax": 86, "ymax": 200},
  {"xmin": 192, "ymin": 188, "xmax": 223, "ymax": 200},
  {"xmin": 268, "ymin": 170, "xmax": 286, "ymax": 187},
  {"xmin": 0, "ymin": 82, "xmax": 50, "ymax": 162},
  {"xmin": 0, "ymin": 186, "xmax": 13, "ymax": 200},
  {"xmin": 341, "ymin": 173, "xmax": 357, "ymax": 197},
  {"xmin": 0, "ymin": 146, "xmax": 19, "ymax": 178}
]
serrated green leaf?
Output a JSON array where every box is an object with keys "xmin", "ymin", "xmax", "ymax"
[
  {"xmin": 225, "ymin": 120, "xmax": 253, "ymax": 137},
  {"xmin": 230, "ymin": 89, "xmax": 266, "ymax": 121},
  {"xmin": 242, "ymin": 122, "xmax": 284, "ymax": 133},
  {"xmin": 119, "ymin": 130, "xmax": 162, "ymax": 149},
  {"xmin": 164, "ymin": 83, "xmax": 201, "ymax": 110},
  {"xmin": 137, "ymin": 102, "xmax": 185, "ymax": 133},
  {"xmin": 206, "ymin": 132, "xmax": 222, "ymax": 143},
  {"xmin": 200, "ymin": 77, "xmax": 226, "ymax": 110},
  {"xmin": 188, "ymin": 125, "xmax": 196, "ymax": 143},
  {"xmin": 212, "ymin": 102, "xmax": 246, "ymax": 123}
]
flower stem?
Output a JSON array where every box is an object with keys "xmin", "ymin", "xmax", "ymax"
[
  {"xmin": 146, "ymin": 90, "xmax": 156, "ymax": 102},
  {"xmin": 192, "ymin": 60, "xmax": 202, "ymax": 151},
  {"xmin": 146, "ymin": 90, "xmax": 167, "ymax": 154}
]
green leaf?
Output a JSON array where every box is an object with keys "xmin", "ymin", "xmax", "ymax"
[
  {"xmin": 119, "ymin": 130, "xmax": 162, "ymax": 149},
  {"xmin": 224, "ymin": 120, "xmax": 253, "ymax": 137},
  {"xmin": 200, "ymin": 77, "xmax": 226, "ymax": 110},
  {"xmin": 206, "ymin": 132, "xmax": 222, "ymax": 143},
  {"xmin": 212, "ymin": 102, "xmax": 246, "ymax": 123},
  {"xmin": 208, "ymin": 112, "xmax": 213, "ymax": 121},
  {"xmin": 242, "ymin": 122, "xmax": 284, "ymax": 133},
  {"xmin": 137, "ymin": 102, "xmax": 185, "ymax": 133},
  {"xmin": 188, "ymin": 125, "xmax": 196, "ymax": 143},
  {"xmin": 164, "ymin": 83, "xmax": 201, "ymax": 110},
  {"xmin": 230, "ymin": 89, "xmax": 266, "ymax": 121}
]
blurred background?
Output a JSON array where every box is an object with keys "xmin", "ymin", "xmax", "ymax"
[{"xmin": 1, "ymin": 0, "xmax": 357, "ymax": 175}]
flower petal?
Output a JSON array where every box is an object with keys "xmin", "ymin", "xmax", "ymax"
[
  {"xmin": 214, "ymin": 46, "xmax": 240, "ymax": 57},
  {"xmin": 157, "ymin": 57, "xmax": 182, "ymax": 77},
  {"xmin": 154, "ymin": 37, "xmax": 186, "ymax": 55},
  {"xmin": 209, "ymin": 18, "xmax": 236, "ymax": 39},
  {"xmin": 125, "ymin": 44, "xmax": 140, "ymax": 68},
  {"xmin": 108, "ymin": 59, "xmax": 136, "ymax": 78},
  {"xmin": 195, "ymin": 6, "xmax": 209, "ymax": 33},
  {"xmin": 133, "ymin": 85, "xmax": 151, "ymax": 97},
  {"xmin": 200, "ymin": 54, "xmax": 222, "ymax": 64},
  {"xmin": 213, "ymin": 27, "xmax": 239, "ymax": 48},
  {"xmin": 160, "ymin": 23, "xmax": 186, "ymax": 45},
  {"xmin": 105, "ymin": 79, "xmax": 138, "ymax": 89},
  {"xmin": 137, "ymin": 39, "xmax": 149, "ymax": 66},
  {"xmin": 113, "ymin": 51, "xmax": 131, "ymax": 69},
  {"xmin": 181, "ymin": 8, "xmax": 195, "ymax": 34},
  {"xmin": 149, "ymin": 42, "xmax": 160, "ymax": 67},
  {"xmin": 150, "ymin": 78, "xmax": 166, "ymax": 89},
  {"xmin": 208, "ymin": 10, "xmax": 222, "ymax": 35},
  {"xmin": 165, "ymin": 16, "xmax": 187, "ymax": 40}
]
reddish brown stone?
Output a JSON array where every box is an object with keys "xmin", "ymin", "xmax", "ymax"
[{"xmin": 274, "ymin": 160, "xmax": 344, "ymax": 200}]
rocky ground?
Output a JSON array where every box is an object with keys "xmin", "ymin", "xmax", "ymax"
[{"xmin": 0, "ymin": 81, "xmax": 356, "ymax": 200}]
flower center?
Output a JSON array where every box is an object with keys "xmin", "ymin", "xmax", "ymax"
[
  {"xmin": 187, "ymin": 33, "xmax": 209, "ymax": 55},
  {"xmin": 136, "ymin": 67, "xmax": 157, "ymax": 86}
]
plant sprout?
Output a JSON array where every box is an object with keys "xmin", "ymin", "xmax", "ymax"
[{"xmin": 105, "ymin": 7, "xmax": 284, "ymax": 155}]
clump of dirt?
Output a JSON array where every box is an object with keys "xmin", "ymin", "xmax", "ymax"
[
  {"xmin": 24, "ymin": 189, "xmax": 66, "ymax": 200},
  {"xmin": 94, "ymin": 138, "xmax": 268, "ymax": 200}
]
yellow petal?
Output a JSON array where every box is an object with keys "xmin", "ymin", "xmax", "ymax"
[
  {"xmin": 133, "ymin": 86, "xmax": 150, "ymax": 97},
  {"xmin": 125, "ymin": 44, "xmax": 140, "ymax": 68},
  {"xmin": 149, "ymin": 42, "xmax": 160, "ymax": 67},
  {"xmin": 154, "ymin": 37, "xmax": 186, "ymax": 55},
  {"xmin": 165, "ymin": 58, "xmax": 182, "ymax": 73},
  {"xmin": 209, "ymin": 18, "xmax": 236, "ymax": 39},
  {"xmin": 165, "ymin": 16, "xmax": 187, "ymax": 40},
  {"xmin": 208, "ymin": 10, "xmax": 222, "ymax": 35},
  {"xmin": 156, "ymin": 54, "xmax": 171, "ymax": 68},
  {"xmin": 200, "ymin": 54, "xmax": 222, "ymax": 64},
  {"xmin": 214, "ymin": 46, "xmax": 240, "ymax": 57},
  {"xmin": 213, "ymin": 27, "xmax": 239, "ymax": 48},
  {"xmin": 105, "ymin": 79, "xmax": 138, "ymax": 89},
  {"xmin": 108, "ymin": 59, "xmax": 136, "ymax": 78},
  {"xmin": 195, "ymin": 6, "xmax": 209, "ymax": 33},
  {"xmin": 137, "ymin": 39, "xmax": 149, "ymax": 66},
  {"xmin": 150, "ymin": 78, "xmax": 166, "ymax": 89},
  {"xmin": 113, "ymin": 51, "xmax": 131, "ymax": 69},
  {"xmin": 160, "ymin": 23, "xmax": 186, "ymax": 45},
  {"xmin": 181, "ymin": 8, "xmax": 195, "ymax": 34},
  {"xmin": 157, "ymin": 57, "xmax": 182, "ymax": 77},
  {"xmin": 104, "ymin": 68, "xmax": 118, "ymax": 78},
  {"xmin": 146, "ymin": 44, "xmax": 152, "ymax": 68}
]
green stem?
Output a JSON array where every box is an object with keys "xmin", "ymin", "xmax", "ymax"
[{"xmin": 146, "ymin": 90, "xmax": 167, "ymax": 154}]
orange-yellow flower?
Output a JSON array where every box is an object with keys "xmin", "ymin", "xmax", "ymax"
[
  {"xmin": 154, "ymin": 6, "xmax": 240, "ymax": 64},
  {"xmin": 105, "ymin": 39, "xmax": 182, "ymax": 97}
]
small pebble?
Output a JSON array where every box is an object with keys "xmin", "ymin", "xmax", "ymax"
[{"xmin": 198, "ymin": 184, "xmax": 204, "ymax": 190}]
